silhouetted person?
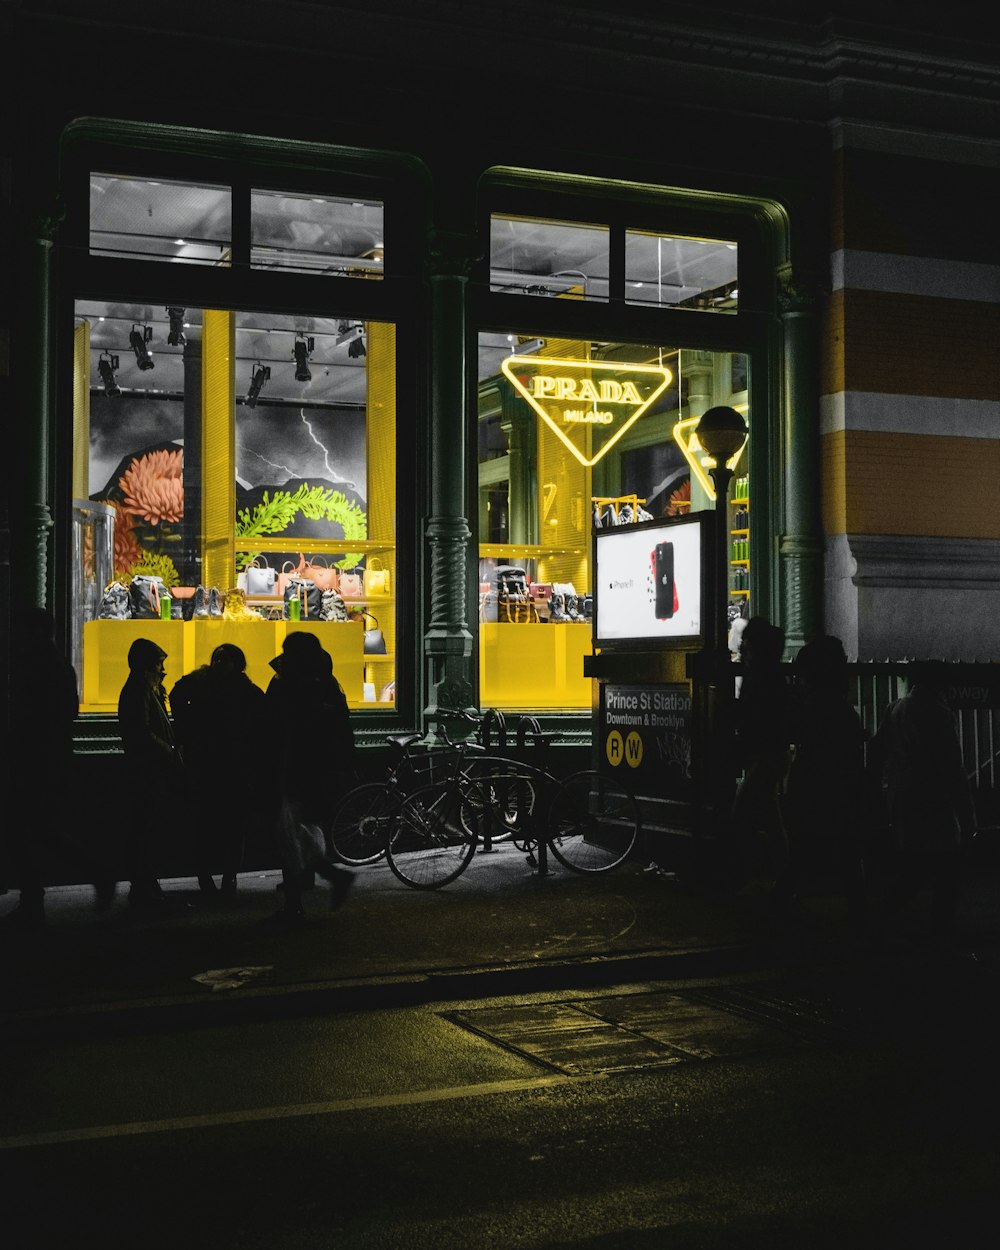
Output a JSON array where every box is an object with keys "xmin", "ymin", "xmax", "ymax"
[
  {"xmin": 117, "ymin": 637, "xmax": 183, "ymax": 907},
  {"xmin": 1, "ymin": 608, "xmax": 92, "ymax": 929},
  {"xmin": 170, "ymin": 643, "xmax": 266, "ymax": 897},
  {"xmin": 779, "ymin": 635, "xmax": 868, "ymax": 928},
  {"xmin": 728, "ymin": 616, "xmax": 792, "ymax": 892},
  {"xmin": 264, "ymin": 631, "xmax": 356, "ymax": 927},
  {"xmin": 866, "ymin": 660, "xmax": 976, "ymax": 952}
]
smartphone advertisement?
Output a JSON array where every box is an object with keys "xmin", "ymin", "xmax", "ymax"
[{"xmin": 594, "ymin": 514, "xmax": 704, "ymax": 646}]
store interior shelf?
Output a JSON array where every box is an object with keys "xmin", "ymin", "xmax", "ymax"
[
  {"xmin": 730, "ymin": 528, "xmax": 750, "ymax": 536},
  {"xmin": 235, "ymin": 538, "xmax": 396, "ymax": 556},
  {"xmin": 730, "ymin": 589, "xmax": 751, "ymax": 597},
  {"xmin": 731, "ymin": 559, "xmax": 750, "ymax": 567},
  {"xmin": 479, "ymin": 543, "xmax": 586, "ymax": 560}
]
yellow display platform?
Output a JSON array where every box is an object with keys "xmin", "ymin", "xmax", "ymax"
[
  {"xmin": 82, "ymin": 619, "xmax": 366, "ymax": 713},
  {"xmin": 479, "ymin": 621, "xmax": 593, "ymax": 710}
]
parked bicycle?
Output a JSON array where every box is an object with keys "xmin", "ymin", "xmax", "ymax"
[{"xmin": 329, "ymin": 711, "xmax": 642, "ymax": 890}]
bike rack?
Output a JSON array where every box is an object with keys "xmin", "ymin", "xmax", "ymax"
[{"xmin": 513, "ymin": 715, "xmax": 559, "ymax": 878}]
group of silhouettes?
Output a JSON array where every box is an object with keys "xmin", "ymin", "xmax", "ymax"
[
  {"xmin": 726, "ymin": 616, "xmax": 976, "ymax": 951},
  {"xmin": 1, "ymin": 608, "xmax": 979, "ymax": 950},
  {"xmin": 2, "ymin": 615, "xmax": 356, "ymax": 931}
]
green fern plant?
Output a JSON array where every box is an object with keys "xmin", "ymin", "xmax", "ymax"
[
  {"xmin": 236, "ymin": 484, "xmax": 367, "ymax": 569},
  {"xmin": 127, "ymin": 552, "xmax": 180, "ymax": 588}
]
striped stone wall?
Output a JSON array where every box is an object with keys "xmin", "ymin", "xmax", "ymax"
[{"xmin": 821, "ymin": 126, "xmax": 1000, "ymax": 661}]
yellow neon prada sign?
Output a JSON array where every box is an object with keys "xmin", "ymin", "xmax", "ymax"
[
  {"xmin": 502, "ymin": 356, "xmax": 672, "ymax": 467},
  {"xmin": 671, "ymin": 410, "xmax": 748, "ymax": 501}
]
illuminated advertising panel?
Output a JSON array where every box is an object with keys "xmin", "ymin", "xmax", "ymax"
[{"xmin": 593, "ymin": 511, "xmax": 710, "ymax": 648}]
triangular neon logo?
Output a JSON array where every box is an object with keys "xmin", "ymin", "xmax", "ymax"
[
  {"xmin": 671, "ymin": 412, "xmax": 748, "ymax": 502},
  {"xmin": 501, "ymin": 356, "xmax": 673, "ymax": 468}
]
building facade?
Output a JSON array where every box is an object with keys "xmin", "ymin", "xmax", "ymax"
[{"xmin": 2, "ymin": 3, "xmax": 999, "ymax": 862}]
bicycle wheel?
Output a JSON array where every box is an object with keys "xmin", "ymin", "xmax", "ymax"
[
  {"xmin": 386, "ymin": 782, "xmax": 477, "ymax": 889},
  {"xmin": 330, "ymin": 783, "xmax": 401, "ymax": 866},
  {"xmin": 462, "ymin": 758, "xmax": 537, "ymax": 843},
  {"xmin": 547, "ymin": 770, "xmax": 640, "ymax": 873}
]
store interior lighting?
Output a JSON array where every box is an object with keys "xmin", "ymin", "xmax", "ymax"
[
  {"xmin": 98, "ymin": 352, "xmax": 121, "ymax": 398},
  {"xmin": 130, "ymin": 324, "xmax": 155, "ymax": 371},
  {"xmin": 165, "ymin": 306, "xmax": 186, "ymax": 347},
  {"xmin": 245, "ymin": 362, "xmax": 271, "ymax": 407},
  {"xmin": 293, "ymin": 334, "xmax": 315, "ymax": 382}
]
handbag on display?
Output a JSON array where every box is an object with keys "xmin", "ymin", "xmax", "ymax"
[
  {"xmin": 320, "ymin": 589, "xmax": 349, "ymax": 622},
  {"xmin": 243, "ymin": 558, "xmax": 277, "ymax": 596},
  {"xmin": 276, "ymin": 558, "xmax": 306, "ymax": 597},
  {"xmin": 480, "ymin": 589, "xmax": 498, "ymax": 623},
  {"xmin": 362, "ymin": 612, "xmax": 387, "ymax": 655},
  {"xmin": 98, "ymin": 580, "xmax": 131, "ymax": 619},
  {"xmin": 283, "ymin": 577, "xmax": 323, "ymax": 619},
  {"xmin": 338, "ymin": 568, "xmax": 364, "ymax": 598},
  {"xmin": 378, "ymin": 679, "xmax": 396, "ymax": 703},
  {"xmin": 128, "ymin": 574, "xmax": 167, "ymax": 620},
  {"xmin": 363, "ymin": 556, "xmax": 391, "ymax": 597},
  {"xmin": 301, "ymin": 555, "xmax": 340, "ymax": 593}
]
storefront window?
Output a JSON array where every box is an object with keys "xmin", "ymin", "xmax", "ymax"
[
  {"xmin": 477, "ymin": 335, "xmax": 749, "ymax": 711},
  {"xmin": 72, "ymin": 300, "xmax": 397, "ymax": 713},
  {"xmin": 624, "ymin": 231, "xmax": 739, "ymax": 312},
  {"xmin": 490, "ymin": 215, "xmax": 609, "ymax": 300},
  {"xmin": 89, "ymin": 174, "xmax": 232, "ymax": 266},
  {"xmin": 250, "ymin": 189, "xmax": 385, "ymax": 277}
]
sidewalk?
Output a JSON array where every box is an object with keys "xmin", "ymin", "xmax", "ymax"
[{"xmin": 3, "ymin": 837, "xmax": 999, "ymax": 1039}]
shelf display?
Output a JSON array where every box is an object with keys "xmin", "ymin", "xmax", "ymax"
[{"xmin": 730, "ymin": 474, "xmax": 751, "ymax": 605}]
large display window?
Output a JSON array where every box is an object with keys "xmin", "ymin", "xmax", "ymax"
[
  {"xmin": 72, "ymin": 170, "xmax": 398, "ymax": 714},
  {"xmin": 477, "ymin": 336, "xmax": 748, "ymax": 710}
]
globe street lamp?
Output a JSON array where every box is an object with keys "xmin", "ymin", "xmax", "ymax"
[{"xmin": 695, "ymin": 405, "xmax": 749, "ymax": 656}]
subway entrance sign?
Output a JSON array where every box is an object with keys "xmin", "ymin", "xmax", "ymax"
[{"xmin": 598, "ymin": 682, "xmax": 693, "ymax": 801}]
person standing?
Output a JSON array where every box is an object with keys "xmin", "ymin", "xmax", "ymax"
[
  {"xmin": 727, "ymin": 616, "xmax": 792, "ymax": 893},
  {"xmin": 117, "ymin": 637, "xmax": 184, "ymax": 907},
  {"xmin": 264, "ymin": 631, "xmax": 356, "ymax": 927},
  {"xmin": 779, "ymin": 634, "xmax": 868, "ymax": 929},
  {"xmin": 1, "ymin": 609, "xmax": 89, "ymax": 928},
  {"xmin": 170, "ymin": 643, "xmax": 267, "ymax": 897},
  {"xmin": 866, "ymin": 660, "xmax": 976, "ymax": 952}
]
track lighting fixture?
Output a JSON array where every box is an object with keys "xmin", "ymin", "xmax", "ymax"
[
  {"xmin": 98, "ymin": 352, "xmax": 121, "ymax": 398},
  {"xmin": 293, "ymin": 335, "xmax": 315, "ymax": 383},
  {"xmin": 245, "ymin": 362, "xmax": 271, "ymax": 408},
  {"xmin": 348, "ymin": 333, "xmax": 366, "ymax": 359},
  {"xmin": 130, "ymin": 324, "xmax": 155, "ymax": 371},
  {"xmin": 165, "ymin": 307, "xmax": 186, "ymax": 347}
]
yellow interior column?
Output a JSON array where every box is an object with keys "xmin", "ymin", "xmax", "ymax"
[{"xmin": 201, "ymin": 309, "xmax": 235, "ymax": 592}]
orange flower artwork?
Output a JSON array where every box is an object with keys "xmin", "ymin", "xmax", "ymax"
[
  {"xmin": 119, "ymin": 448, "xmax": 184, "ymax": 525},
  {"xmin": 111, "ymin": 503, "xmax": 143, "ymax": 576},
  {"xmin": 666, "ymin": 478, "xmax": 691, "ymax": 516}
]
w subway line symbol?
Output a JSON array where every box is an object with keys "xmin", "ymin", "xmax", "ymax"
[{"xmin": 606, "ymin": 730, "xmax": 644, "ymax": 768}]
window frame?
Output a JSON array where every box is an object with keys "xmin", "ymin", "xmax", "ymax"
[{"xmin": 56, "ymin": 124, "xmax": 423, "ymax": 729}]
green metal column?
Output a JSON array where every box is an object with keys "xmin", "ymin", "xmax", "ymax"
[
  {"xmin": 777, "ymin": 270, "xmax": 824, "ymax": 655},
  {"xmin": 423, "ymin": 228, "xmax": 475, "ymax": 735},
  {"xmin": 21, "ymin": 220, "xmax": 57, "ymax": 610}
]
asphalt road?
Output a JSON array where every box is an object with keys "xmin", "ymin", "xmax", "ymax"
[{"xmin": 2, "ymin": 960, "xmax": 996, "ymax": 1249}]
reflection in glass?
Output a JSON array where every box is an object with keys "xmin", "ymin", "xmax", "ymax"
[
  {"xmin": 251, "ymin": 190, "xmax": 384, "ymax": 277},
  {"xmin": 625, "ymin": 231, "xmax": 738, "ymax": 312},
  {"xmin": 90, "ymin": 174, "xmax": 232, "ymax": 266},
  {"xmin": 490, "ymin": 215, "xmax": 609, "ymax": 301}
]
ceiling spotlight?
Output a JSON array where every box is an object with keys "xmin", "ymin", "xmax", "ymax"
[
  {"xmin": 98, "ymin": 352, "xmax": 121, "ymax": 398},
  {"xmin": 293, "ymin": 335, "xmax": 315, "ymax": 383},
  {"xmin": 348, "ymin": 334, "xmax": 366, "ymax": 359},
  {"xmin": 130, "ymin": 324, "xmax": 155, "ymax": 371},
  {"xmin": 245, "ymin": 362, "xmax": 271, "ymax": 408},
  {"xmin": 165, "ymin": 307, "xmax": 186, "ymax": 347}
]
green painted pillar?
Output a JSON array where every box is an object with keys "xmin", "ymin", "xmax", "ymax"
[
  {"xmin": 423, "ymin": 228, "xmax": 475, "ymax": 735},
  {"xmin": 777, "ymin": 270, "xmax": 824, "ymax": 655},
  {"xmin": 21, "ymin": 220, "xmax": 57, "ymax": 610}
]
